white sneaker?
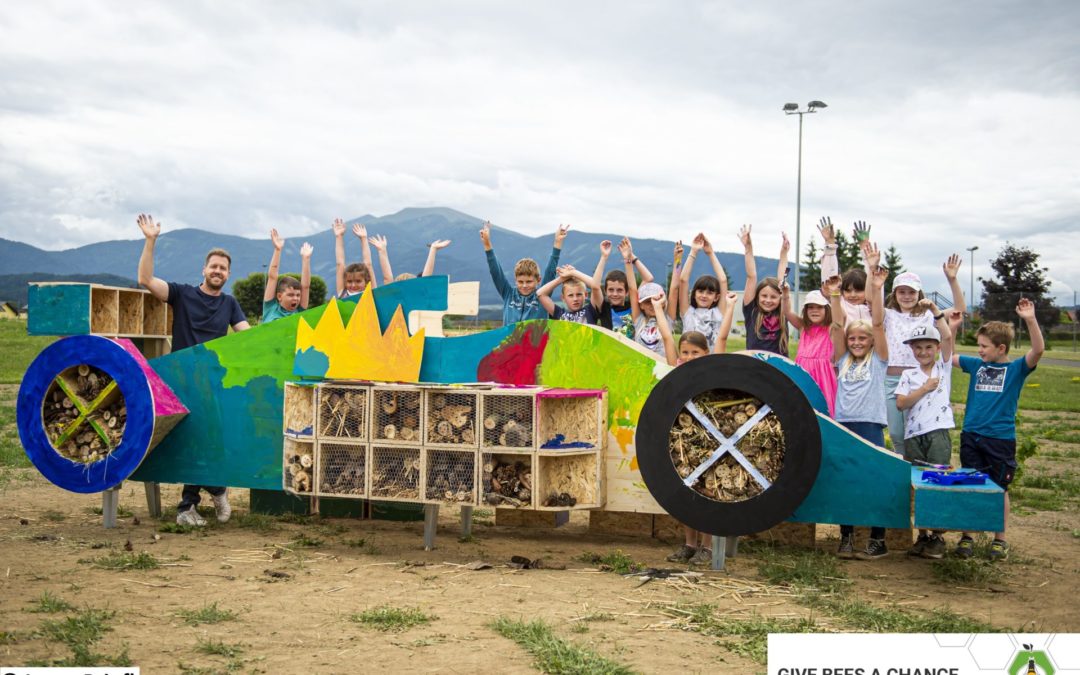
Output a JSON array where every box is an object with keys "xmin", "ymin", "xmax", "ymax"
[
  {"xmin": 177, "ymin": 506, "xmax": 206, "ymax": 527},
  {"xmin": 212, "ymin": 489, "xmax": 231, "ymax": 523}
]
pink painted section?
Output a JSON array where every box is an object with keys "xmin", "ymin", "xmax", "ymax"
[
  {"xmin": 115, "ymin": 338, "xmax": 189, "ymax": 416},
  {"xmin": 537, "ymin": 388, "xmax": 604, "ymax": 398},
  {"xmin": 477, "ymin": 324, "xmax": 549, "ymax": 385}
]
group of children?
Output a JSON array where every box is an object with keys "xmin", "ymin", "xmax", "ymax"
[{"xmin": 261, "ymin": 217, "xmax": 1045, "ymax": 569}]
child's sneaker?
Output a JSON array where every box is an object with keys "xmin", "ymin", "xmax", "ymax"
[
  {"xmin": 988, "ymin": 539, "xmax": 1009, "ymax": 561},
  {"xmin": 836, "ymin": 533, "xmax": 855, "ymax": 559},
  {"xmin": 920, "ymin": 534, "xmax": 946, "ymax": 560},
  {"xmin": 689, "ymin": 547, "xmax": 713, "ymax": 567},
  {"xmin": 176, "ymin": 506, "xmax": 206, "ymax": 527},
  {"xmin": 212, "ymin": 489, "xmax": 232, "ymax": 523},
  {"xmin": 908, "ymin": 533, "xmax": 929, "ymax": 557},
  {"xmin": 954, "ymin": 536, "xmax": 975, "ymax": 559},
  {"xmin": 855, "ymin": 538, "xmax": 888, "ymax": 560},
  {"xmin": 666, "ymin": 545, "xmax": 696, "ymax": 563}
]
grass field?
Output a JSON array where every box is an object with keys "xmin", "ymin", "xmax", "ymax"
[{"xmin": 0, "ymin": 319, "xmax": 55, "ymax": 385}]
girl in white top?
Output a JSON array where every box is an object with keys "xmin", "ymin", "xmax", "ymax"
[
  {"xmin": 668, "ymin": 233, "xmax": 729, "ymax": 352},
  {"xmin": 882, "ymin": 253, "xmax": 966, "ymax": 454}
]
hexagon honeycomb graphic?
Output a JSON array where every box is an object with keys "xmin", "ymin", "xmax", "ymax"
[{"xmin": 969, "ymin": 634, "xmax": 1019, "ymax": 671}]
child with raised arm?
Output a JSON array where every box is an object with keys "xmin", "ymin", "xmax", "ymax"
[
  {"xmin": 368, "ymin": 236, "xmax": 453, "ymax": 282},
  {"xmin": 261, "ymin": 229, "xmax": 313, "ymax": 323},
  {"xmin": 739, "ymin": 225, "xmax": 787, "ymax": 356},
  {"xmin": 894, "ymin": 299, "xmax": 955, "ymax": 559},
  {"xmin": 829, "ymin": 245, "xmax": 892, "ymax": 560},
  {"xmin": 951, "ymin": 298, "xmax": 1044, "ymax": 561},
  {"xmin": 481, "ymin": 221, "xmax": 565, "ymax": 326},
  {"xmin": 589, "ymin": 238, "xmax": 655, "ymax": 339},
  {"xmin": 675, "ymin": 233, "xmax": 729, "ymax": 352},
  {"xmin": 783, "ymin": 280, "xmax": 837, "ymax": 415},
  {"xmin": 333, "ymin": 218, "xmax": 377, "ymax": 299},
  {"xmin": 537, "ymin": 265, "xmax": 599, "ymax": 324},
  {"xmin": 817, "ymin": 218, "xmax": 875, "ymax": 325}
]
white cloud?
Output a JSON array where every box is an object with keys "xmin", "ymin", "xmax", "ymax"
[{"xmin": 1, "ymin": 0, "xmax": 1077, "ymax": 296}]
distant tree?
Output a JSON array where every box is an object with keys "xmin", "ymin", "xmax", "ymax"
[
  {"xmin": 980, "ymin": 243, "xmax": 1059, "ymax": 329},
  {"xmin": 232, "ymin": 272, "xmax": 327, "ymax": 323},
  {"xmin": 883, "ymin": 244, "xmax": 905, "ymax": 292},
  {"xmin": 800, "ymin": 239, "xmax": 821, "ymax": 291},
  {"xmin": 833, "ymin": 231, "xmax": 864, "ymax": 273}
]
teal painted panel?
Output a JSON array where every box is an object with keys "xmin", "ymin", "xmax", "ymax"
[
  {"xmin": 419, "ymin": 325, "xmax": 515, "ymax": 383},
  {"xmin": 790, "ymin": 415, "xmax": 911, "ymax": 528},
  {"xmin": 912, "ymin": 467, "xmax": 1005, "ymax": 532},
  {"xmin": 28, "ymin": 284, "xmax": 91, "ymax": 335}
]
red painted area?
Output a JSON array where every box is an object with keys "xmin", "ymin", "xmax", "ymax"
[{"xmin": 477, "ymin": 324, "xmax": 549, "ymax": 385}]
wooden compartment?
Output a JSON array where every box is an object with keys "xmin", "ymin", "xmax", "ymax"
[
  {"xmin": 317, "ymin": 383, "xmax": 369, "ymax": 441},
  {"xmin": 369, "ymin": 445, "xmax": 422, "ymax": 502},
  {"xmin": 90, "ymin": 287, "xmax": 119, "ymax": 335},
  {"xmin": 424, "ymin": 388, "xmax": 479, "ymax": 448},
  {"xmin": 283, "ymin": 382, "xmax": 316, "ymax": 438},
  {"xmin": 423, "ymin": 447, "xmax": 478, "ymax": 505},
  {"xmin": 536, "ymin": 451, "xmax": 602, "ymax": 510},
  {"xmin": 480, "ymin": 451, "xmax": 534, "ymax": 509},
  {"xmin": 480, "ymin": 388, "xmax": 538, "ymax": 452},
  {"xmin": 537, "ymin": 390, "xmax": 606, "ymax": 450},
  {"xmin": 142, "ymin": 293, "xmax": 168, "ymax": 336},
  {"xmin": 315, "ymin": 440, "xmax": 367, "ymax": 498},
  {"xmin": 371, "ymin": 385, "xmax": 423, "ymax": 445},
  {"xmin": 283, "ymin": 437, "xmax": 314, "ymax": 494},
  {"xmin": 118, "ymin": 290, "xmax": 143, "ymax": 335}
]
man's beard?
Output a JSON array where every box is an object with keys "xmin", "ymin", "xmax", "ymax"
[{"xmin": 204, "ymin": 275, "xmax": 226, "ymax": 291}]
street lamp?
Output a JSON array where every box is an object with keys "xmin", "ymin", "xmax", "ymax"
[
  {"xmin": 783, "ymin": 100, "xmax": 827, "ymax": 309},
  {"xmin": 966, "ymin": 245, "xmax": 979, "ymax": 331}
]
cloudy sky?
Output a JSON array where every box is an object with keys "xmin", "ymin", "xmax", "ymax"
[{"xmin": 2, "ymin": 1, "xmax": 1078, "ymax": 298}]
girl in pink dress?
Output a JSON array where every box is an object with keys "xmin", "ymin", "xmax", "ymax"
[{"xmin": 783, "ymin": 284, "xmax": 838, "ymax": 415}]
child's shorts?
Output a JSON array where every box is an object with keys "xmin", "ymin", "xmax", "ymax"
[
  {"xmin": 904, "ymin": 429, "xmax": 952, "ymax": 466},
  {"xmin": 959, "ymin": 431, "xmax": 1016, "ymax": 490}
]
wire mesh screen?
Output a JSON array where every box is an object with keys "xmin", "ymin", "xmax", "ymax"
[
  {"xmin": 481, "ymin": 392, "xmax": 535, "ymax": 451},
  {"xmin": 372, "ymin": 387, "xmax": 423, "ymax": 444},
  {"xmin": 317, "ymin": 385, "xmax": 368, "ymax": 440},
  {"xmin": 316, "ymin": 441, "xmax": 367, "ymax": 498},
  {"xmin": 424, "ymin": 449, "xmax": 477, "ymax": 505},
  {"xmin": 425, "ymin": 390, "xmax": 479, "ymax": 447},
  {"xmin": 369, "ymin": 446, "xmax": 422, "ymax": 501},
  {"xmin": 481, "ymin": 452, "xmax": 533, "ymax": 509},
  {"xmin": 283, "ymin": 438, "xmax": 314, "ymax": 494}
]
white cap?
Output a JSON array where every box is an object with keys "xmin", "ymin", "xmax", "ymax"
[
  {"xmin": 904, "ymin": 324, "xmax": 941, "ymax": 343},
  {"xmin": 638, "ymin": 282, "xmax": 664, "ymax": 302},
  {"xmin": 803, "ymin": 290, "xmax": 828, "ymax": 306},
  {"xmin": 893, "ymin": 272, "xmax": 922, "ymax": 292}
]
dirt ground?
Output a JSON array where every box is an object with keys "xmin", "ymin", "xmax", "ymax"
[{"xmin": 0, "ymin": 465, "xmax": 1077, "ymax": 674}]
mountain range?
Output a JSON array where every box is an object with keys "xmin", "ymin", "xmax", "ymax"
[{"xmin": 0, "ymin": 207, "xmax": 785, "ymax": 307}]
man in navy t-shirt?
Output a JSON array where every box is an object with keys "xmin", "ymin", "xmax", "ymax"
[{"xmin": 137, "ymin": 214, "xmax": 250, "ymax": 526}]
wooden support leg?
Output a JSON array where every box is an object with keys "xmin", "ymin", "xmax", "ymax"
[
  {"xmin": 102, "ymin": 485, "xmax": 121, "ymax": 529},
  {"xmin": 725, "ymin": 536, "xmax": 739, "ymax": 559},
  {"xmin": 711, "ymin": 536, "xmax": 726, "ymax": 571},
  {"xmin": 423, "ymin": 504, "xmax": 439, "ymax": 551},
  {"xmin": 460, "ymin": 505, "xmax": 474, "ymax": 538},
  {"xmin": 143, "ymin": 482, "xmax": 161, "ymax": 519}
]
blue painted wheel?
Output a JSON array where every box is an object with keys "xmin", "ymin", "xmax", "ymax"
[{"xmin": 18, "ymin": 336, "xmax": 154, "ymax": 493}]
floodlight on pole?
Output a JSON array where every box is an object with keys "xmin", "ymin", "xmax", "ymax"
[{"xmin": 782, "ymin": 101, "xmax": 828, "ymax": 310}]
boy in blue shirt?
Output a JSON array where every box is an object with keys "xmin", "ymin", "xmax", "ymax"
[
  {"xmin": 262, "ymin": 228, "xmax": 313, "ymax": 323},
  {"xmin": 952, "ymin": 298, "xmax": 1044, "ymax": 560},
  {"xmin": 480, "ymin": 221, "xmax": 566, "ymax": 326}
]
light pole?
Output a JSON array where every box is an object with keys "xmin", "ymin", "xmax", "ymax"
[
  {"xmin": 783, "ymin": 100, "xmax": 827, "ymax": 309},
  {"xmin": 966, "ymin": 245, "xmax": 978, "ymax": 332}
]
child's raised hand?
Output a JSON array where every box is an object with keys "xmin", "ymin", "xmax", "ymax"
[
  {"xmin": 370, "ymin": 234, "xmax": 387, "ymax": 251},
  {"xmin": 137, "ymin": 214, "xmax": 160, "ymax": 240},
  {"xmin": 738, "ymin": 224, "xmax": 752, "ymax": 249},
  {"xmin": 479, "ymin": 221, "xmax": 492, "ymax": 247},
  {"xmin": 864, "ymin": 241, "xmax": 881, "ymax": 270},
  {"xmin": 852, "ymin": 220, "xmax": 871, "ymax": 242},
  {"xmin": 724, "ymin": 291, "xmax": 738, "ymax": 309},
  {"xmin": 1016, "ymin": 297, "xmax": 1036, "ymax": 320},
  {"xmin": 943, "ymin": 254, "xmax": 962, "ymax": 280},
  {"xmin": 817, "ymin": 217, "xmax": 835, "ymax": 245},
  {"xmin": 917, "ymin": 298, "xmax": 937, "ymax": 313},
  {"xmin": 673, "ymin": 240, "xmax": 684, "ymax": 261},
  {"xmin": 353, "ymin": 223, "xmax": 368, "ymax": 239},
  {"xmin": 270, "ymin": 228, "xmax": 285, "ymax": 251},
  {"xmin": 871, "ymin": 264, "xmax": 889, "ymax": 289},
  {"xmin": 619, "ymin": 237, "xmax": 634, "ymax": 261},
  {"xmin": 300, "ymin": 242, "xmax": 313, "ymax": 259},
  {"xmin": 332, "ymin": 218, "xmax": 346, "ymax": 237},
  {"xmin": 599, "ymin": 239, "xmax": 612, "ymax": 256},
  {"xmin": 557, "ymin": 264, "xmax": 576, "ymax": 278},
  {"xmin": 429, "ymin": 239, "xmax": 451, "ymax": 249},
  {"xmin": 947, "ymin": 309, "xmax": 964, "ymax": 333},
  {"xmin": 649, "ymin": 296, "xmax": 665, "ymax": 313},
  {"xmin": 701, "ymin": 234, "xmax": 714, "ymax": 254},
  {"xmin": 822, "ymin": 275, "xmax": 841, "ymax": 295},
  {"xmin": 554, "ymin": 223, "xmax": 571, "ymax": 247},
  {"xmin": 691, "ymin": 233, "xmax": 705, "ymax": 252},
  {"xmin": 779, "ymin": 232, "xmax": 790, "ymax": 257}
]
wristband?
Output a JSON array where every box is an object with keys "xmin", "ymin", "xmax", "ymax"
[
  {"xmin": 933, "ymin": 313, "xmax": 944, "ymax": 321},
  {"xmin": 631, "ymin": 257, "xmax": 639, "ymax": 264},
  {"xmin": 830, "ymin": 292, "xmax": 841, "ymax": 297}
]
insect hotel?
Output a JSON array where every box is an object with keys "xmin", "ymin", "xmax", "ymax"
[{"xmin": 18, "ymin": 276, "xmax": 1007, "ymax": 564}]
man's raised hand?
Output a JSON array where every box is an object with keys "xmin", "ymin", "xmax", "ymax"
[{"xmin": 137, "ymin": 214, "xmax": 160, "ymax": 240}]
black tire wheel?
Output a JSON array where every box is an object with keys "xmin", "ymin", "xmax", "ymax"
[{"xmin": 636, "ymin": 353, "xmax": 821, "ymax": 537}]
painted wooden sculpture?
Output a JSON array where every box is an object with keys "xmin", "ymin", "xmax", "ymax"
[{"xmin": 17, "ymin": 276, "xmax": 1004, "ymax": 537}]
